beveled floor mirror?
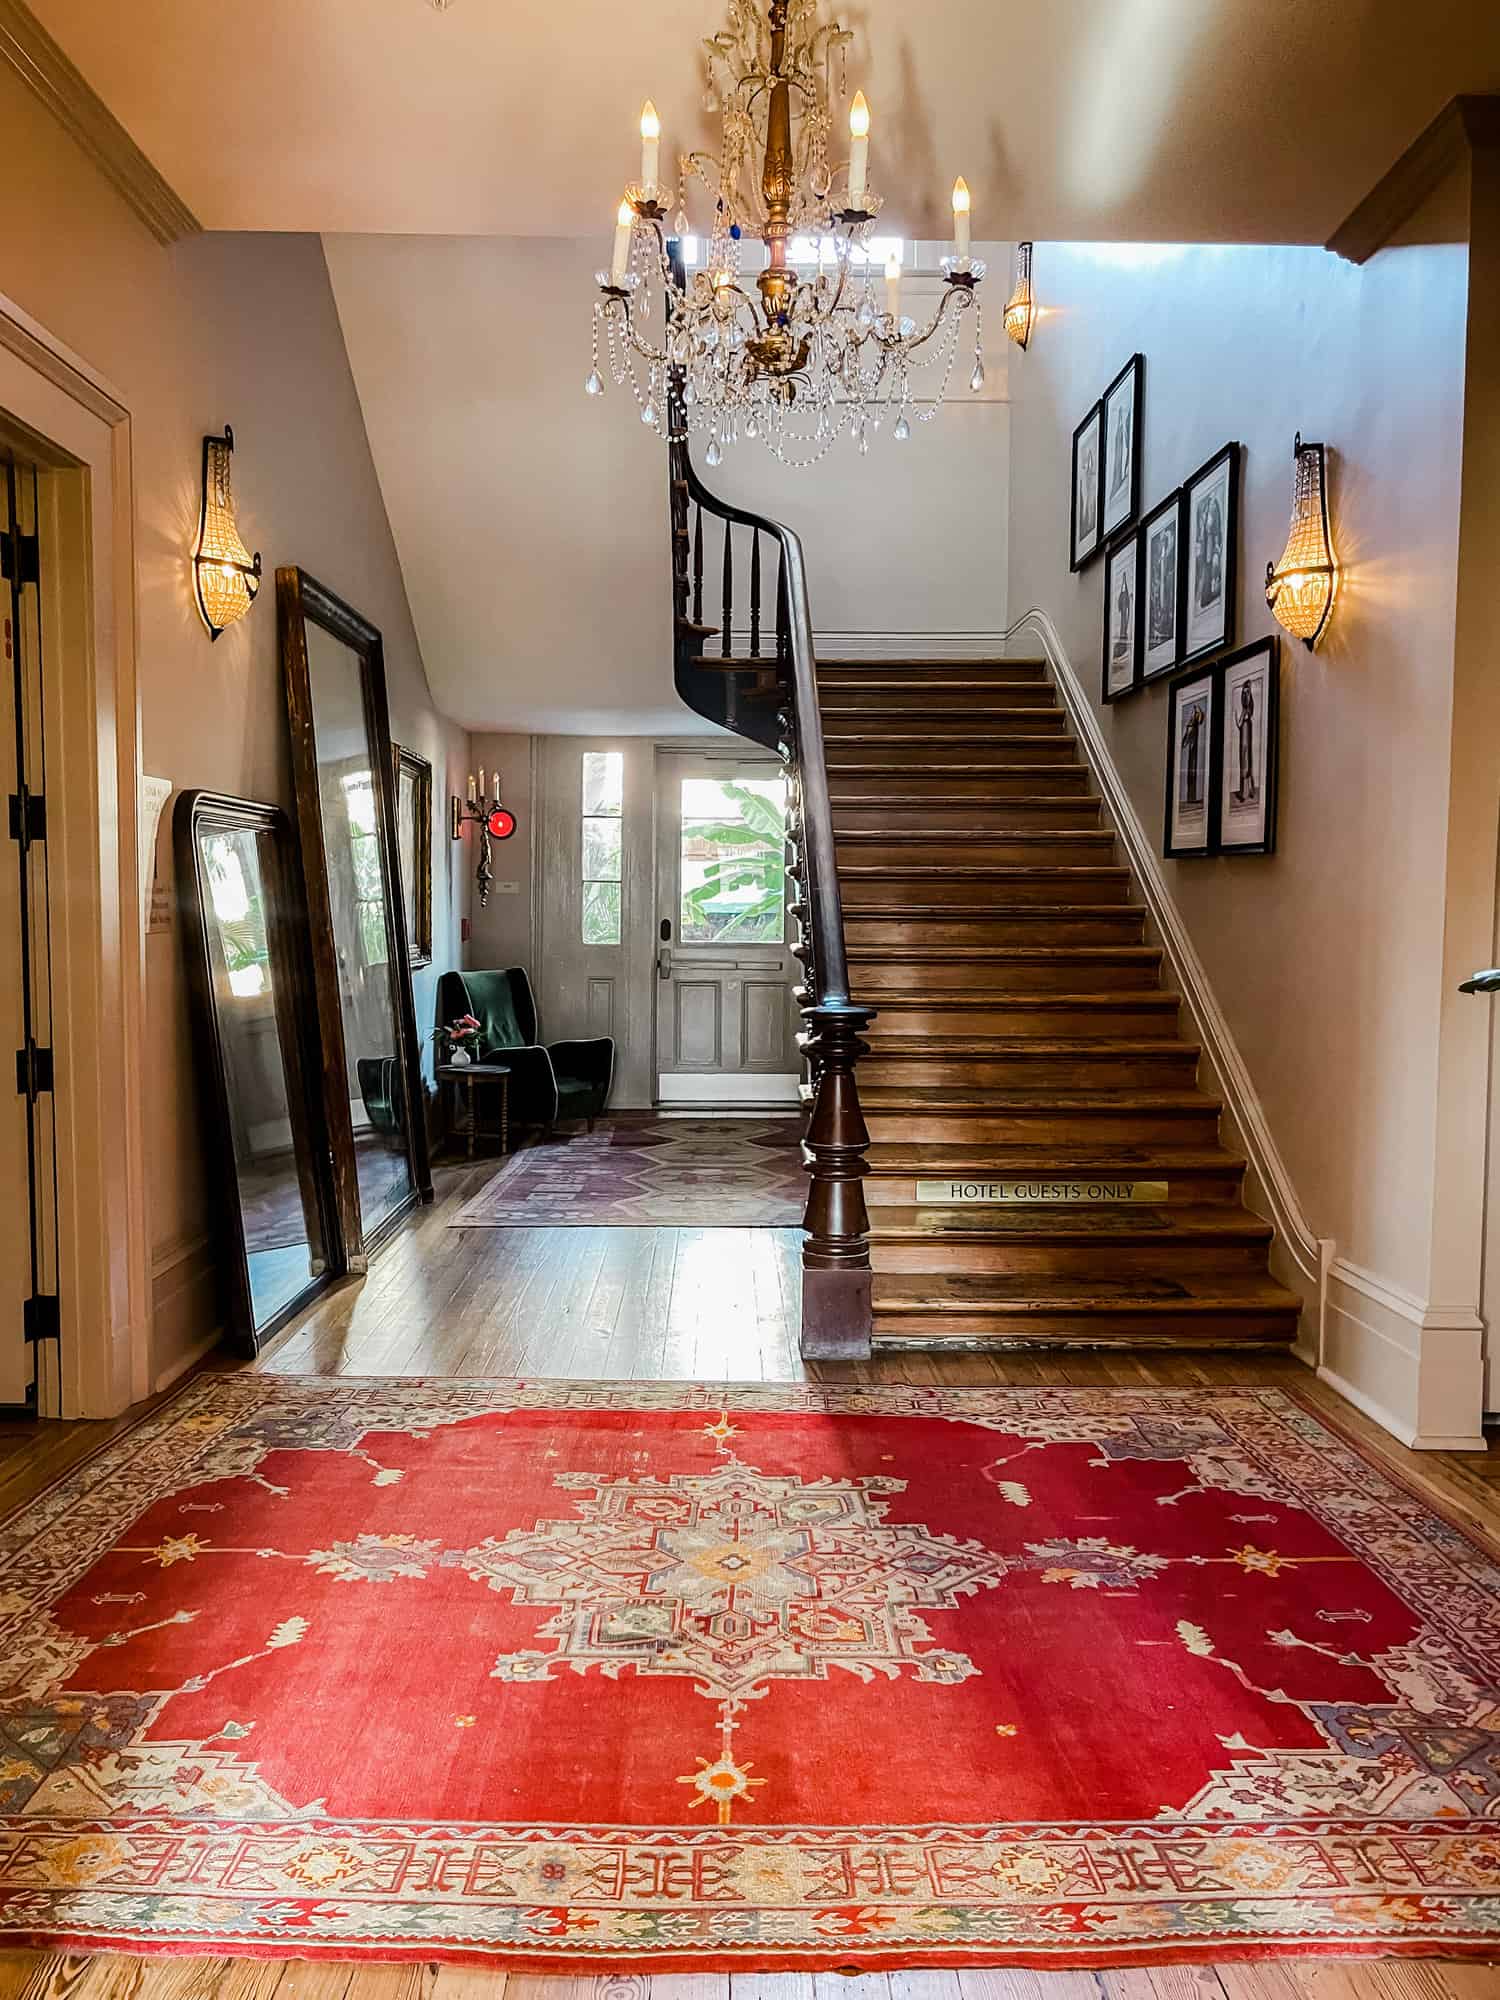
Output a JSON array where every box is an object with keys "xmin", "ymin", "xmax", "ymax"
[
  {"xmin": 176, "ymin": 792, "xmax": 337, "ymax": 1352},
  {"xmin": 278, "ymin": 568, "xmax": 433, "ymax": 1267}
]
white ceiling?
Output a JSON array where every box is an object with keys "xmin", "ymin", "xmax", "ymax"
[
  {"xmin": 324, "ymin": 234, "xmax": 1014, "ymax": 734},
  {"xmin": 32, "ymin": 0, "xmax": 1500, "ymax": 244}
]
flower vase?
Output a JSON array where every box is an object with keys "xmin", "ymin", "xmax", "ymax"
[{"xmin": 449, "ymin": 1046, "xmax": 472, "ymax": 1068}]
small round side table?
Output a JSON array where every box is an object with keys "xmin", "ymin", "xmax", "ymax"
[{"xmin": 438, "ymin": 1062, "xmax": 511, "ymax": 1160}]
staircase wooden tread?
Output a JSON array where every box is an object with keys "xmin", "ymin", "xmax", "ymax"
[
  {"xmin": 846, "ymin": 945, "xmax": 1164, "ymax": 962},
  {"xmin": 868, "ymin": 991, "xmax": 1181, "ymax": 1010},
  {"xmin": 860, "ymin": 1087, "xmax": 1221, "ymax": 1112},
  {"xmin": 867, "ymin": 1036, "xmax": 1200, "ymax": 1058},
  {"xmin": 866, "ymin": 1143, "xmax": 1246, "ymax": 1173},
  {"xmin": 828, "ymin": 762, "xmax": 1087, "ymax": 777},
  {"xmin": 868, "ymin": 1205, "xmax": 1273, "ymax": 1243},
  {"xmin": 826, "ymin": 733, "xmax": 1076, "ymax": 747},
  {"xmin": 871, "ymin": 1272, "xmax": 1302, "ymax": 1313},
  {"xmin": 831, "ymin": 794, "xmax": 1097, "ymax": 809},
  {"xmin": 818, "ymin": 658, "xmax": 1046, "ymax": 670},
  {"xmin": 846, "ymin": 904, "xmax": 1142, "ymax": 921},
  {"xmin": 836, "ymin": 829, "xmax": 1113, "ymax": 846},
  {"xmin": 839, "ymin": 864, "xmax": 1130, "ymax": 881}
]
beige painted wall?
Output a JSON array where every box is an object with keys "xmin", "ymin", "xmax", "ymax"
[
  {"xmin": 0, "ymin": 61, "xmax": 469, "ymax": 1389},
  {"xmin": 1006, "ymin": 192, "xmax": 1484, "ymax": 1435}
]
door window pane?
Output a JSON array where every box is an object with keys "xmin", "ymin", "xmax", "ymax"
[
  {"xmin": 679, "ymin": 775, "xmax": 788, "ymax": 944},
  {"xmin": 582, "ymin": 751, "xmax": 623, "ymax": 946}
]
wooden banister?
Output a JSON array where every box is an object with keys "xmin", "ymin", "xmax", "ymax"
[{"xmin": 666, "ymin": 258, "xmax": 874, "ymax": 1358}]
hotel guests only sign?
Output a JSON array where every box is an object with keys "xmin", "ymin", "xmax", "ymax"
[{"xmin": 915, "ymin": 1179, "xmax": 1169, "ymax": 1205}]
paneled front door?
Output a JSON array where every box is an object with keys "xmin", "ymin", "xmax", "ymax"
[{"xmin": 654, "ymin": 750, "xmax": 800, "ymax": 1107}]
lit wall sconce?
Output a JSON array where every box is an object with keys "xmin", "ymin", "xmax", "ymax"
[
  {"xmin": 1266, "ymin": 433, "xmax": 1338, "ymax": 649},
  {"xmin": 193, "ymin": 427, "xmax": 261, "ymax": 641},
  {"xmin": 451, "ymin": 767, "xmax": 517, "ymax": 908},
  {"xmin": 1003, "ymin": 240, "xmax": 1036, "ymax": 350}
]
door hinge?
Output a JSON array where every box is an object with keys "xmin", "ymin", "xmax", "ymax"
[
  {"xmin": 0, "ymin": 529, "xmax": 38, "ymax": 586},
  {"xmin": 15, "ymin": 1041, "xmax": 52, "ymax": 1098},
  {"xmin": 23, "ymin": 1295, "xmax": 60, "ymax": 1345},
  {"xmin": 7, "ymin": 787, "xmax": 44, "ymax": 845}
]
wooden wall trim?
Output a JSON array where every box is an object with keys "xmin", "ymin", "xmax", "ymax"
[
  {"xmin": 0, "ymin": 0, "xmax": 200, "ymax": 245},
  {"xmin": 1328, "ymin": 94, "xmax": 1500, "ymax": 266}
]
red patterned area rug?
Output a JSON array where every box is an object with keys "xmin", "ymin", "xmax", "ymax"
[
  {"xmin": 4, "ymin": 1376, "xmax": 1499, "ymax": 1971},
  {"xmin": 449, "ymin": 1116, "xmax": 806, "ymax": 1227}
]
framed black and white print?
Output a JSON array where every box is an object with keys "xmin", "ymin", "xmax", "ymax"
[
  {"xmin": 1071, "ymin": 402, "xmax": 1105, "ymax": 571},
  {"xmin": 1100, "ymin": 354, "xmax": 1144, "ymax": 540},
  {"xmin": 1102, "ymin": 530, "xmax": 1142, "ymax": 703},
  {"xmin": 1182, "ymin": 442, "xmax": 1240, "ymax": 665},
  {"xmin": 1140, "ymin": 490, "xmax": 1184, "ymax": 681},
  {"xmin": 1215, "ymin": 637, "xmax": 1279, "ymax": 856},
  {"xmin": 1164, "ymin": 666, "xmax": 1218, "ymax": 858}
]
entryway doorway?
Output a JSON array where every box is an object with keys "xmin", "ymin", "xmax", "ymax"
[
  {"xmin": 653, "ymin": 748, "xmax": 800, "ymax": 1109},
  {"xmin": 0, "ymin": 449, "xmax": 54, "ymax": 1411}
]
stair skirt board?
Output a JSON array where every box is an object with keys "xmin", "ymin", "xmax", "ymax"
[{"xmin": 813, "ymin": 636, "xmax": 1305, "ymax": 1353}]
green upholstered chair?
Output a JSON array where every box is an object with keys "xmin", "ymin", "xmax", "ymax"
[{"xmin": 436, "ymin": 968, "xmax": 614, "ymax": 1133}]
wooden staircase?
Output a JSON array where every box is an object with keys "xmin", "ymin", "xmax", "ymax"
[{"xmin": 819, "ymin": 656, "xmax": 1302, "ymax": 1350}]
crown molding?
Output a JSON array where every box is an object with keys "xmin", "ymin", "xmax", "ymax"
[
  {"xmin": 0, "ymin": 0, "xmax": 199, "ymax": 244},
  {"xmin": 1327, "ymin": 93, "xmax": 1500, "ymax": 266}
]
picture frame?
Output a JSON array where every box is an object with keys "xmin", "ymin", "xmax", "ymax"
[
  {"xmin": 1070, "ymin": 402, "xmax": 1105, "ymax": 571},
  {"xmin": 1102, "ymin": 529, "xmax": 1142, "ymax": 703},
  {"xmin": 392, "ymin": 744, "xmax": 434, "ymax": 968},
  {"xmin": 1140, "ymin": 488, "xmax": 1185, "ymax": 682},
  {"xmin": 1215, "ymin": 637, "xmax": 1279, "ymax": 856},
  {"xmin": 1100, "ymin": 353, "xmax": 1144, "ymax": 541},
  {"xmin": 1182, "ymin": 441, "xmax": 1241, "ymax": 666},
  {"xmin": 1164, "ymin": 664, "xmax": 1219, "ymax": 858}
]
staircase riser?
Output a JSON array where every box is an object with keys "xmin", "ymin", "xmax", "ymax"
[
  {"xmin": 829, "ymin": 741, "xmax": 1081, "ymax": 768},
  {"xmin": 869, "ymin": 1311, "xmax": 1299, "ymax": 1346},
  {"xmin": 818, "ymin": 662, "xmax": 1048, "ymax": 684},
  {"xmin": 860, "ymin": 1054, "xmax": 1201, "ymax": 1091},
  {"xmin": 821, "ymin": 689, "xmax": 1061, "ymax": 714},
  {"xmin": 826, "ymin": 714, "xmax": 1069, "ymax": 740},
  {"xmin": 834, "ymin": 803, "xmax": 1103, "ymax": 834},
  {"xmin": 870, "ymin": 1242, "xmax": 1272, "ymax": 1277},
  {"xmin": 865, "ymin": 1109, "xmax": 1224, "ymax": 1145},
  {"xmin": 831, "ymin": 770, "xmax": 1093, "ymax": 800},
  {"xmin": 840, "ymin": 877, "xmax": 1133, "ymax": 909},
  {"xmin": 849, "ymin": 960, "xmax": 1163, "ymax": 993},
  {"xmin": 845, "ymin": 915, "xmax": 1146, "ymax": 948},
  {"xmin": 865, "ymin": 1003, "xmax": 1181, "ymax": 1037},
  {"xmin": 837, "ymin": 836, "xmax": 1115, "ymax": 866},
  {"xmin": 865, "ymin": 1173, "xmax": 1245, "ymax": 1206}
]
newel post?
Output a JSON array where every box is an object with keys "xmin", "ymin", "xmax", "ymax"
[{"xmin": 800, "ymin": 1000, "xmax": 875, "ymax": 1360}]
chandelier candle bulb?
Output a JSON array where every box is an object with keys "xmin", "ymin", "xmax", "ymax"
[
  {"xmin": 611, "ymin": 198, "xmax": 634, "ymax": 284},
  {"xmin": 848, "ymin": 91, "xmax": 871, "ymax": 210},
  {"xmin": 639, "ymin": 101, "xmax": 661, "ymax": 193},
  {"xmin": 952, "ymin": 176, "xmax": 972, "ymax": 258},
  {"xmin": 884, "ymin": 253, "xmax": 901, "ymax": 322}
]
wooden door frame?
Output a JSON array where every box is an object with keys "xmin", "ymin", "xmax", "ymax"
[{"xmin": 0, "ymin": 289, "xmax": 148, "ymax": 1419}]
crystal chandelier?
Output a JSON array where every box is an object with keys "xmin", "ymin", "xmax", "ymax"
[{"xmin": 587, "ymin": 0, "xmax": 986, "ymax": 468}]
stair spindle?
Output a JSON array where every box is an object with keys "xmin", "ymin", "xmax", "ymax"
[
  {"xmin": 750, "ymin": 530, "xmax": 763, "ymax": 659},
  {"xmin": 692, "ymin": 504, "xmax": 704, "ymax": 630},
  {"xmin": 722, "ymin": 521, "xmax": 735, "ymax": 660}
]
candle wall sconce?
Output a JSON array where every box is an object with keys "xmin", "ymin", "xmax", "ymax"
[
  {"xmin": 192, "ymin": 427, "xmax": 261, "ymax": 640},
  {"xmin": 1003, "ymin": 241, "xmax": 1036, "ymax": 350},
  {"xmin": 452, "ymin": 769, "xmax": 517, "ymax": 908},
  {"xmin": 1266, "ymin": 434, "xmax": 1338, "ymax": 650}
]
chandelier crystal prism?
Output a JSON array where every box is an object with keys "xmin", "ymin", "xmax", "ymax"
[{"xmin": 588, "ymin": 0, "xmax": 986, "ymax": 469}]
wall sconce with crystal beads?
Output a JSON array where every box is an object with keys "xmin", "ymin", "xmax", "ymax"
[
  {"xmin": 1266, "ymin": 434, "xmax": 1337, "ymax": 650},
  {"xmin": 1003, "ymin": 241, "xmax": 1035, "ymax": 350},
  {"xmin": 193, "ymin": 427, "xmax": 261, "ymax": 641}
]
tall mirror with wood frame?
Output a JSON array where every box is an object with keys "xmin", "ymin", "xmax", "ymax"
[
  {"xmin": 176, "ymin": 792, "xmax": 337, "ymax": 1352},
  {"xmin": 278, "ymin": 568, "xmax": 433, "ymax": 1266}
]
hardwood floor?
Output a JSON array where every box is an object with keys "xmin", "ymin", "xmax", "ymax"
[{"xmin": 2, "ymin": 1158, "xmax": 1497, "ymax": 2000}]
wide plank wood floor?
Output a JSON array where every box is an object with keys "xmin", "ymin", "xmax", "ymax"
[{"xmin": 2, "ymin": 1158, "xmax": 1497, "ymax": 2000}]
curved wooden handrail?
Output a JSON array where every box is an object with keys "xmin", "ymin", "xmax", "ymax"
[{"xmin": 665, "ymin": 292, "xmax": 874, "ymax": 1358}]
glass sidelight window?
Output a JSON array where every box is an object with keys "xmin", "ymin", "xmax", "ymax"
[{"xmin": 581, "ymin": 750, "xmax": 624, "ymax": 945}]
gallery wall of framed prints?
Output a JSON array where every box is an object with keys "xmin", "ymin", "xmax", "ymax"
[
  {"xmin": 1071, "ymin": 352, "xmax": 1143, "ymax": 573},
  {"xmin": 1163, "ymin": 638, "xmax": 1280, "ymax": 860}
]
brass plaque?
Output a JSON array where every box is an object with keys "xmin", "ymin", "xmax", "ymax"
[{"xmin": 915, "ymin": 1179, "xmax": 1169, "ymax": 1206}]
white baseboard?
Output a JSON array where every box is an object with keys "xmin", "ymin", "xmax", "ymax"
[{"xmin": 1324, "ymin": 1257, "xmax": 1486, "ymax": 1449}]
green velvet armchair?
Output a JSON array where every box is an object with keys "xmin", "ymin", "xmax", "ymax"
[{"xmin": 436, "ymin": 968, "xmax": 614, "ymax": 1132}]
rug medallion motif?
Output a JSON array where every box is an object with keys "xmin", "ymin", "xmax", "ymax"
[{"xmin": 1, "ymin": 1376, "xmax": 1498, "ymax": 1969}]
